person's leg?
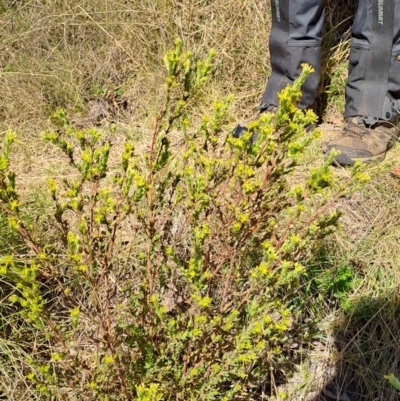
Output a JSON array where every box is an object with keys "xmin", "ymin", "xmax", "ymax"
[
  {"xmin": 345, "ymin": 0, "xmax": 400, "ymax": 120},
  {"xmin": 260, "ymin": 0, "xmax": 325, "ymax": 111},
  {"xmin": 233, "ymin": 0, "xmax": 324, "ymax": 140},
  {"xmin": 327, "ymin": 0, "xmax": 400, "ymax": 165},
  {"xmin": 388, "ymin": 4, "xmax": 400, "ymax": 115}
]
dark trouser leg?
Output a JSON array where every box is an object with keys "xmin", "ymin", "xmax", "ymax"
[
  {"xmin": 388, "ymin": 1, "xmax": 400, "ymax": 115},
  {"xmin": 345, "ymin": 0, "xmax": 400, "ymax": 120},
  {"xmin": 260, "ymin": 0, "xmax": 325, "ymax": 110}
]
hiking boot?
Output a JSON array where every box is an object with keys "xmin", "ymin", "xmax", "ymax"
[
  {"xmin": 326, "ymin": 116, "xmax": 400, "ymax": 166},
  {"xmin": 232, "ymin": 104, "xmax": 277, "ymax": 144}
]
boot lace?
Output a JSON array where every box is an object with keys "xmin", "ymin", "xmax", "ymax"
[{"xmin": 342, "ymin": 119, "xmax": 370, "ymax": 138}]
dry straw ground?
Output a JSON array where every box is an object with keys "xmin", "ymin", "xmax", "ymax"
[{"xmin": 2, "ymin": 0, "xmax": 400, "ymax": 400}]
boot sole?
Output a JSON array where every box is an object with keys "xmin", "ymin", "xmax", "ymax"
[{"xmin": 331, "ymin": 151, "xmax": 385, "ymax": 166}]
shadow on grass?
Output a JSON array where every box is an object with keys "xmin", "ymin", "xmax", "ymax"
[
  {"xmin": 262, "ymin": 235, "xmax": 400, "ymax": 401},
  {"xmin": 310, "ymin": 293, "xmax": 400, "ymax": 401}
]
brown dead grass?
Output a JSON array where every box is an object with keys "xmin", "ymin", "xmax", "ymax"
[{"xmin": 0, "ymin": 0, "xmax": 272, "ymax": 135}]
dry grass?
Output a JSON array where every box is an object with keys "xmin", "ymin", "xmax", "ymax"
[
  {"xmin": 0, "ymin": 0, "xmax": 272, "ymax": 133},
  {"xmin": 0, "ymin": 0, "xmax": 273, "ymax": 194},
  {"xmin": 265, "ymin": 133, "xmax": 400, "ymax": 400},
  {"xmin": 318, "ymin": 0, "xmax": 358, "ymax": 122},
  {"xmin": 323, "ymin": 151, "xmax": 400, "ymax": 400},
  {"xmin": 3, "ymin": 1, "xmax": 400, "ymax": 400}
]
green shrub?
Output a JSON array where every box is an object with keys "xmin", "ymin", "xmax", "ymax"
[{"xmin": 0, "ymin": 41, "xmax": 367, "ymax": 400}]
